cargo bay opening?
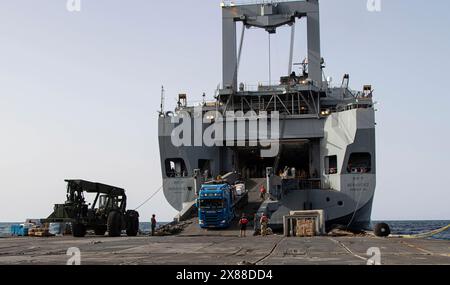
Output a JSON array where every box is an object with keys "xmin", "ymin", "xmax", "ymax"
[
  {"xmin": 234, "ymin": 147, "xmax": 275, "ymax": 178},
  {"xmin": 233, "ymin": 139, "xmax": 319, "ymax": 179}
]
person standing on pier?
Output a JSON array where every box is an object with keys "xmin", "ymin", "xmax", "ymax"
[
  {"xmin": 259, "ymin": 185, "xmax": 267, "ymax": 202},
  {"xmin": 239, "ymin": 214, "xmax": 249, "ymax": 237},
  {"xmin": 260, "ymin": 214, "xmax": 269, "ymax": 236},
  {"xmin": 151, "ymin": 214, "xmax": 157, "ymax": 236}
]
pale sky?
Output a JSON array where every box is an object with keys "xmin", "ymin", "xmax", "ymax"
[{"xmin": 1, "ymin": 0, "xmax": 449, "ymax": 222}]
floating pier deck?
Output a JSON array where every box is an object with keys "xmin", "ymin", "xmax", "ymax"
[{"xmin": 0, "ymin": 235, "xmax": 448, "ymax": 265}]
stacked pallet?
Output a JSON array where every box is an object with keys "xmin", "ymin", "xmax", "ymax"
[
  {"xmin": 296, "ymin": 219, "xmax": 316, "ymax": 237},
  {"xmin": 28, "ymin": 225, "xmax": 54, "ymax": 237}
]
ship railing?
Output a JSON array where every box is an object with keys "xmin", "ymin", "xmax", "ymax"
[
  {"xmin": 173, "ymin": 100, "xmax": 223, "ymax": 111},
  {"xmin": 335, "ymin": 102, "xmax": 373, "ymax": 113},
  {"xmin": 238, "ymin": 81, "xmax": 283, "ymax": 92},
  {"xmin": 221, "ymin": 0, "xmax": 302, "ymax": 7}
]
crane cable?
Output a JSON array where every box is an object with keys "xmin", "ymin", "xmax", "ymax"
[
  {"xmin": 134, "ymin": 185, "xmax": 163, "ymax": 211},
  {"xmin": 237, "ymin": 23, "xmax": 246, "ymax": 74},
  {"xmin": 268, "ymin": 33, "xmax": 272, "ymax": 84}
]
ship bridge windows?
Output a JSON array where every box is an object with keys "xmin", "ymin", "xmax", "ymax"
[
  {"xmin": 325, "ymin": 155, "xmax": 338, "ymax": 175},
  {"xmin": 347, "ymin": 153, "xmax": 372, "ymax": 174},
  {"xmin": 165, "ymin": 158, "xmax": 188, "ymax": 178}
]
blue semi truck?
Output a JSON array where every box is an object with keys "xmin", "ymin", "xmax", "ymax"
[{"xmin": 197, "ymin": 182, "xmax": 248, "ymax": 229}]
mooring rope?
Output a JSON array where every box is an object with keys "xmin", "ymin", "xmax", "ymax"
[
  {"xmin": 134, "ymin": 185, "xmax": 163, "ymax": 210},
  {"xmin": 394, "ymin": 224, "xmax": 450, "ymax": 239}
]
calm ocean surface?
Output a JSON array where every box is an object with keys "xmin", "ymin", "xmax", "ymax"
[{"xmin": 1, "ymin": 221, "xmax": 449, "ymax": 240}]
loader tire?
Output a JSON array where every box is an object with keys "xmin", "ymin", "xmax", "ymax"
[
  {"xmin": 94, "ymin": 226, "xmax": 107, "ymax": 236},
  {"xmin": 126, "ymin": 215, "xmax": 139, "ymax": 237},
  {"xmin": 72, "ymin": 223, "xmax": 86, "ymax": 238},
  {"xmin": 107, "ymin": 211, "xmax": 122, "ymax": 237}
]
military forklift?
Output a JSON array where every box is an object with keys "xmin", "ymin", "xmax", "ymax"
[{"xmin": 42, "ymin": 180, "xmax": 140, "ymax": 237}]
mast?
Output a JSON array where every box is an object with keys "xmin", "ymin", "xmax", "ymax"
[{"xmin": 160, "ymin": 85, "xmax": 165, "ymax": 115}]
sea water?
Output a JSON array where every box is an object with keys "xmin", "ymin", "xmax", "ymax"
[{"xmin": 1, "ymin": 221, "xmax": 448, "ymax": 240}]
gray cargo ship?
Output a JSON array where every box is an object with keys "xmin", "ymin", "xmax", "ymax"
[{"xmin": 158, "ymin": 0, "xmax": 376, "ymax": 231}]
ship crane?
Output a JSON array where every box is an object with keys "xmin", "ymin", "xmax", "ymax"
[{"xmin": 221, "ymin": 0, "xmax": 322, "ymax": 91}]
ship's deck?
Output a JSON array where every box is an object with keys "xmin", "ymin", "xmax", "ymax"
[{"xmin": 0, "ymin": 235, "xmax": 448, "ymax": 265}]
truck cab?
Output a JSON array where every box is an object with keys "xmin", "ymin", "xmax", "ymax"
[{"xmin": 197, "ymin": 183, "xmax": 235, "ymax": 229}]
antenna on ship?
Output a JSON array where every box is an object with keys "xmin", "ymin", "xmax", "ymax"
[{"xmin": 159, "ymin": 85, "xmax": 165, "ymax": 116}]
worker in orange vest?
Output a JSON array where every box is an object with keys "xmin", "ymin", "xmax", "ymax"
[
  {"xmin": 260, "ymin": 214, "xmax": 269, "ymax": 236},
  {"xmin": 259, "ymin": 185, "xmax": 267, "ymax": 202},
  {"xmin": 239, "ymin": 214, "xmax": 249, "ymax": 237}
]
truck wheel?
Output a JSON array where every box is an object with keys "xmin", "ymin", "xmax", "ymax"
[
  {"xmin": 72, "ymin": 223, "xmax": 86, "ymax": 238},
  {"xmin": 94, "ymin": 226, "xmax": 107, "ymax": 236},
  {"xmin": 243, "ymin": 195, "xmax": 249, "ymax": 206},
  {"xmin": 107, "ymin": 212, "xmax": 122, "ymax": 237},
  {"xmin": 126, "ymin": 215, "xmax": 139, "ymax": 237}
]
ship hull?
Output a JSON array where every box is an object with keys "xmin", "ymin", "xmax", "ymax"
[{"xmin": 158, "ymin": 107, "xmax": 377, "ymax": 232}]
